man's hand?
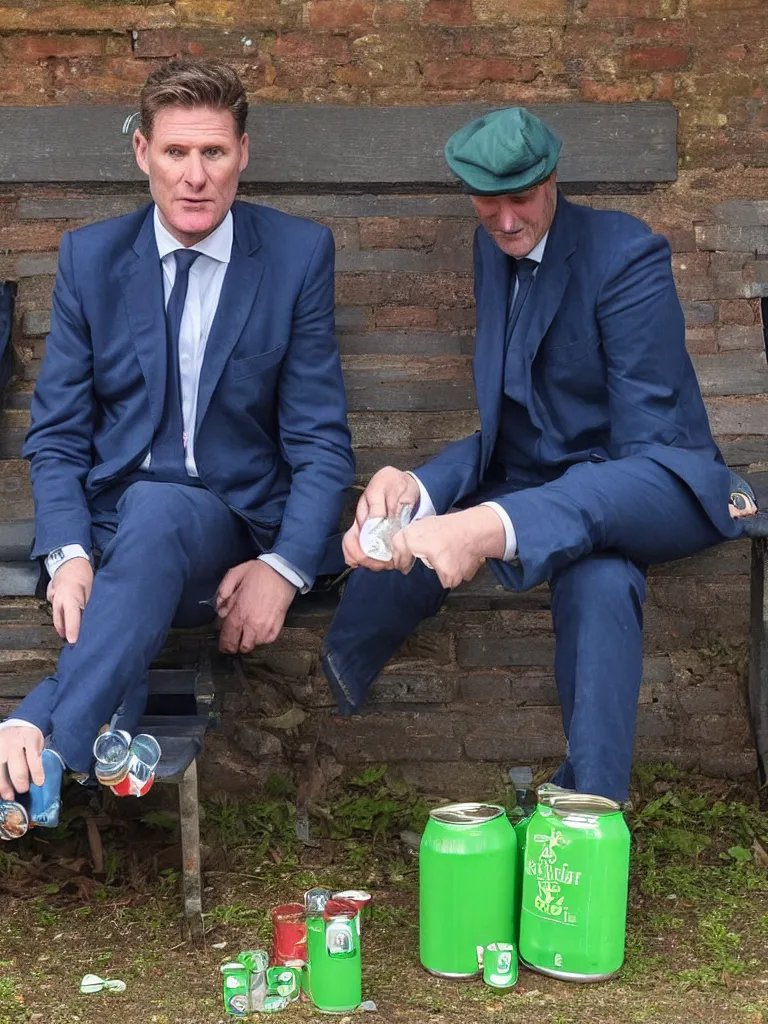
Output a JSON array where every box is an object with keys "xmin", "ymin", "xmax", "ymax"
[
  {"xmin": 46, "ymin": 558, "xmax": 94, "ymax": 644},
  {"xmin": 389, "ymin": 506, "xmax": 507, "ymax": 589},
  {"xmin": 0, "ymin": 724, "xmax": 45, "ymax": 800},
  {"xmin": 342, "ymin": 466, "xmax": 421, "ymax": 571},
  {"xmin": 216, "ymin": 560, "xmax": 297, "ymax": 654}
]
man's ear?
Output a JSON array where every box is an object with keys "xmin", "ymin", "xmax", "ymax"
[
  {"xmin": 133, "ymin": 129, "xmax": 149, "ymax": 176},
  {"xmin": 239, "ymin": 132, "xmax": 250, "ymax": 174}
]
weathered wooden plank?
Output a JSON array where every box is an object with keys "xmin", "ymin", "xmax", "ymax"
[
  {"xmin": 706, "ymin": 398, "xmax": 768, "ymax": 436},
  {"xmin": 0, "ymin": 103, "xmax": 677, "ymax": 185},
  {"xmin": 338, "ymin": 332, "xmax": 467, "ymax": 357},
  {"xmin": 693, "ymin": 352, "xmax": 768, "ymax": 397},
  {"xmin": 719, "ymin": 438, "xmax": 768, "ymax": 468}
]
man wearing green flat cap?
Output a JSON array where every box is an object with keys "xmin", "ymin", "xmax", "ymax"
[{"xmin": 323, "ymin": 106, "xmax": 754, "ymax": 802}]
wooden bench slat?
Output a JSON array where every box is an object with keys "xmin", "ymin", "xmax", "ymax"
[{"xmin": 0, "ymin": 103, "xmax": 677, "ymax": 186}]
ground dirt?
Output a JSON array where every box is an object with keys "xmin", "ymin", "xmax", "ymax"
[{"xmin": 1, "ymin": 763, "xmax": 768, "ymax": 1024}]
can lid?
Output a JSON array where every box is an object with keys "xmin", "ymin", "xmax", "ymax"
[
  {"xmin": 323, "ymin": 898, "xmax": 359, "ymax": 921},
  {"xmin": 429, "ymin": 802, "xmax": 504, "ymax": 824},
  {"xmin": 550, "ymin": 793, "xmax": 622, "ymax": 816}
]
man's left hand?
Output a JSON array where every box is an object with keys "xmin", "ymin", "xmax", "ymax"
[
  {"xmin": 390, "ymin": 506, "xmax": 507, "ymax": 589},
  {"xmin": 215, "ymin": 560, "xmax": 297, "ymax": 653}
]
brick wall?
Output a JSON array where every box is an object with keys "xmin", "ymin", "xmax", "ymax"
[{"xmin": 0, "ymin": 0, "xmax": 766, "ymax": 793}]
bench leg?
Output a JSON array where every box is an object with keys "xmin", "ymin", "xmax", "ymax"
[
  {"xmin": 749, "ymin": 537, "xmax": 768, "ymax": 785},
  {"xmin": 178, "ymin": 758, "xmax": 204, "ymax": 941}
]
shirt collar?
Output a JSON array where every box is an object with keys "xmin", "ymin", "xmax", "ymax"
[
  {"xmin": 524, "ymin": 230, "xmax": 549, "ymax": 265},
  {"xmin": 153, "ymin": 206, "xmax": 233, "ymax": 265}
]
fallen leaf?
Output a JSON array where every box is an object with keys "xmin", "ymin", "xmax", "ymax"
[{"xmin": 259, "ymin": 707, "xmax": 306, "ymax": 730}]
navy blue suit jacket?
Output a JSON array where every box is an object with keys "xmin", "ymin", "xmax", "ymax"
[
  {"xmin": 23, "ymin": 200, "xmax": 355, "ymax": 583},
  {"xmin": 416, "ymin": 194, "xmax": 741, "ymax": 547}
]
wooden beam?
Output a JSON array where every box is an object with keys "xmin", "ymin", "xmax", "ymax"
[{"xmin": 0, "ymin": 103, "xmax": 677, "ymax": 186}]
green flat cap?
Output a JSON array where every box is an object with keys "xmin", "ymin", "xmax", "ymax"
[{"xmin": 445, "ymin": 107, "xmax": 562, "ymax": 195}]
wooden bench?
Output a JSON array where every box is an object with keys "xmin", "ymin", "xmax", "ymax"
[
  {"xmin": 0, "ymin": 519, "xmax": 214, "ymax": 937},
  {"xmin": 0, "ymin": 99, "xmax": 766, "ymax": 920}
]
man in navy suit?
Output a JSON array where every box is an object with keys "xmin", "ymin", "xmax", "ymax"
[
  {"xmin": 322, "ymin": 107, "xmax": 751, "ymax": 803},
  {"xmin": 0, "ymin": 59, "xmax": 354, "ymax": 825}
]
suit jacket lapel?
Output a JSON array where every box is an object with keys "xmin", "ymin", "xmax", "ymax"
[
  {"xmin": 121, "ymin": 205, "xmax": 167, "ymax": 431},
  {"xmin": 474, "ymin": 229, "xmax": 512, "ymax": 471},
  {"xmin": 195, "ymin": 202, "xmax": 265, "ymax": 434},
  {"xmin": 520, "ymin": 194, "xmax": 577, "ymax": 373}
]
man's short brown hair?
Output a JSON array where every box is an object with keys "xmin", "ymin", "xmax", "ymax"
[{"xmin": 140, "ymin": 58, "xmax": 248, "ymax": 139}]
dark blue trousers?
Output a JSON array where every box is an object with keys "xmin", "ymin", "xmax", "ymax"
[
  {"xmin": 322, "ymin": 457, "xmax": 733, "ymax": 802},
  {"xmin": 15, "ymin": 481, "xmax": 254, "ymax": 772}
]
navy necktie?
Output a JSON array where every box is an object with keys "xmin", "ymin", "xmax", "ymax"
[
  {"xmin": 506, "ymin": 257, "xmax": 538, "ymax": 344},
  {"xmin": 152, "ymin": 248, "xmax": 201, "ymax": 477}
]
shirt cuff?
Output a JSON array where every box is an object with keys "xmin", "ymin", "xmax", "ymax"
[
  {"xmin": 406, "ymin": 472, "xmax": 437, "ymax": 521},
  {"xmin": 481, "ymin": 501, "xmax": 518, "ymax": 561},
  {"xmin": 0, "ymin": 718, "xmax": 37, "ymax": 731},
  {"xmin": 258, "ymin": 553, "xmax": 309, "ymax": 594},
  {"xmin": 45, "ymin": 544, "xmax": 91, "ymax": 579}
]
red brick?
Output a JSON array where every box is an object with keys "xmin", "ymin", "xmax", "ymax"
[
  {"xmin": 421, "ymin": 0, "xmax": 472, "ymax": 25},
  {"xmin": 424, "ymin": 56, "xmax": 538, "ymax": 88},
  {"xmin": 580, "ymin": 0, "xmax": 682, "ymax": 16},
  {"xmin": 273, "ymin": 32, "xmax": 351, "ymax": 59},
  {"xmin": 582, "ymin": 79, "xmax": 643, "ymax": 103},
  {"xmin": 691, "ymin": 0, "xmax": 764, "ymax": 9},
  {"xmin": 50, "ymin": 55, "xmax": 159, "ymax": 101},
  {"xmin": 685, "ymin": 326, "xmax": 717, "ymax": 355},
  {"xmin": 632, "ymin": 19, "xmax": 694, "ymax": 42},
  {"xmin": 360, "ymin": 217, "xmax": 439, "ymax": 250},
  {"xmin": 373, "ymin": 1, "xmax": 410, "ymax": 24},
  {"xmin": 470, "ymin": 27, "xmax": 553, "ymax": 58},
  {"xmin": 336, "ymin": 272, "xmax": 473, "ymax": 307},
  {"xmin": 0, "ymin": 222, "xmax": 67, "ymax": 253},
  {"xmin": 0, "ymin": 61, "xmax": 49, "ymax": 101},
  {"xmin": 472, "ymin": 0, "xmax": 566, "ymax": 23},
  {"xmin": 625, "ymin": 46, "xmax": 692, "ymax": 72},
  {"xmin": 375, "ymin": 306, "xmax": 439, "ymax": 328},
  {"xmin": 134, "ymin": 29, "xmax": 258, "ymax": 59},
  {"xmin": 2, "ymin": 33, "xmax": 108, "ymax": 60},
  {"xmin": 718, "ymin": 299, "xmax": 758, "ymax": 326},
  {"xmin": 273, "ymin": 57, "xmax": 332, "ymax": 90},
  {"xmin": 308, "ymin": 1, "xmax": 375, "ymax": 30},
  {"xmin": 653, "ymin": 73, "xmax": 676, "ymax": 102},
  {"xmin": 0, "ymin": 5, "xmax": 176, "ymax": 32}
]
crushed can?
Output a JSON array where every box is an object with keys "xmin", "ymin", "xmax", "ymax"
[
  {"xmin": 478, "ymin": 942, "xmax": 518, "ymax": 988},
  {"xmin": 271, "ymin": 903, "xmax": 307, "ymax": 966},
  {"xmin": 305, "ymin": 898, "xmax": 361, "ymax": 1013},
  {"xmin": 93, "ymin": 730, "xmax": 160, "ymax": 797},
  {"xmin": 0, "ymin": 800, "xmax": 29, "ymax": 841},
  {"xmin": 221, "ymin": 950, "xmax": 300, "ymax": 1015},
  {"xmin": 304, "ymin": 887, "xmax": 332, "ymax": 915},
  {"xmin": 332, "ymin": 890, "xmax": 372, "ymax": 934},
  {"xmin": 519, "ymin": 792, "xmax": 630, "ymax": 982},
  {"xmin": 27, "ymin": 748, "xmax": 64, "ymax": 827}
]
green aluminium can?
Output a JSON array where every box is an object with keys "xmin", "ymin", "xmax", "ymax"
[
  {"xmin": 419, "ymin": 803, "xmax": 518, "ymax": 979},
  {"xmin": 305, "ymin": 899, "xmax": 362, "ymax": 1013},
  {"xmin": 519, "ymin": 793, "xmax": 631, "ymax": 982}
]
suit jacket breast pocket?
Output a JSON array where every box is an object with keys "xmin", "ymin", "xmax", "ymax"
[
  {"xmin": 230, "ymin": 345, "xmax": 286, "ymax": 381},
  {"xmin": 540, "ymin": 331, "xmax": 600, "ymax": 365}
]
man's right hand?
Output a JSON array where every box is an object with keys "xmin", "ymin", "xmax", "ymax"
[
  {"xmin": 0, "ymin": 724, "xmax": 45, "ymax": 799},
  {"xmin": 46, "ymin": 558, "xmax": 94, "ymax": 644},
  {"xmin": 342, "ymin": 466, "xmax": 420, "ymax": 571}
]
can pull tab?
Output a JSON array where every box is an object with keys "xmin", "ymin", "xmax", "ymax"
[{"xmin": 326, "ymin": 920, "xmax": 355, "ymax": 958}]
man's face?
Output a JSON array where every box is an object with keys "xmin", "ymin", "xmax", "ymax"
[
  {"xmin": 133, "ymin": 105, "xmax": 249, "ymax": 247},
  {"xmin": 470, "ymin": 174, "xmax": 557, "ymax": 259}
]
